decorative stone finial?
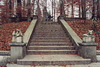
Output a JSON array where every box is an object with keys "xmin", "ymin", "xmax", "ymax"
[{"xmin": 83, "ymin": 30, "xmax": 95, "ymax": 43}]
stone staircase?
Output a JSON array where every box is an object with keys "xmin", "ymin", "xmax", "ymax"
[
  {"xmin": 28, "ymin": 22, "xmax": 76, "ymax": 55},
  {"xmin": 17, "ymin": 21, "xmax": 91, "ymax": 65}
]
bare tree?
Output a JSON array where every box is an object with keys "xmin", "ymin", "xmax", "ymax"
[
  {"xmin": 97, "ymin": 0, "xmax": 100, "ymax": 19},
  {"xmin": 81, "ymin": 0, "xmax": 86, "ymax": 19},
  {"xmin": 32, "ymin": 0, "xmax": 36, "ymax": 15},
  {"xmin": 27, "ymin": 0, "xmax": 31, "ymax": 21},
  {"xmin": 71, "ymin": 0, "xmax": 74, "ymax": 17},
  {"xmin": 16, "ymin": 0, "xmax": 22, "ymax": 22},
  {"xmin": 92, "ymin": 0, "xmax": 98, "ymax": 20},
  {"xmin": 8, "ymin": 0, "xmax": 12, "ymax": 10},
  {"xmin": 78, "ymin": 0, "xmax": 81, "ymax": 18},
  {"xmin": 36, "ymin": 0, "xmax": 42, "ymax": 21},
  {"xmin": 60, "ymin": 0, "xmax": 65, "ymax": 16}
]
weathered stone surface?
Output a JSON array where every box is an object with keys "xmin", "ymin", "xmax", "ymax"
[
  {"xmin": 23, "ymin": 19, "xmax": 37, "ymax": 45},
  {"xmin": 60, "ymin": 19, "xmax": 82, "ymax": 47},
  {"xmin": 10, "ymin": 43, "xmax": 26, "ymax": 62},
  {"xmin": 0, "ymin": 56, "xmax": 10, "ymax": 66},
  {"xmin": 79, "ymin": 43, "xmax": 98, "ymax": 62},
  {"xmin": 6, "ymin": 63, "xmax": 100, "ymax": 67},
  {"xmin": 0, "ymin": 51, "xmax": 10, "ymax": 56},
  {"xmin": 59, "ymin": 19, "xmax": 98, "ymax": 62},
  {"xmin": 27, "ymin": 21, "xmax": 75, "ymax": 55},
  {"xmin": 83, "ymin": 30, "xmax": 95, "ymax": 43},
  {"xmin": 17, "ymin": 55, "xmax": 90, "ymax": 65}
]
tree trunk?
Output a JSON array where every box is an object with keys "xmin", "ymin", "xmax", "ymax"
[
  {"xmin": 37, "ymin": 0, "xmax": 42, "ymax": 21},
  {"xmin": 81, "ymin": 0, "xmax": 86, "ymax": 19},
  {"xmin": 16, "ymin": 0, "xmax": 22, "ymax": 22},
  {"xmin": 8, "ymin": 0, "xmax": 12, "ymax": 10},
  {"xmin": 17, "ymin": 0, "xmax": 21, "ymax": 6},
  {"xmin": 54, "ymin": 0, "xmax": 55, "ymax": 22},
  {"xmin": 60, "ymin": 0, "xmax": 65, "ymax": 16},
  {"xmin": 52, "ymin": 0, "xmax": 53, "ymax": 16},
  {"xmin": 79, "ymin": 0, "xmax": 81, "ymax": 18},
  {"xmin": 27, "ymin": 0, "xmax": 31, "ymax": 21},
  {"xmin": 92, "ymin": 0, "xmax": 97, "ymax": 20},
  {"xmin": 71, "ymin": 0, "xmax": 74, "ymax": 17},
  {"xmin": 97, "ymin": 0, "xmax": 100, "ymax": 19},
  {"xmin": 32, "ymin": 0, "xmax": 36, "ymax": 15},
  {"xmin": 27, "ymin": 0, "xmax": 31, "ymax": 6}
]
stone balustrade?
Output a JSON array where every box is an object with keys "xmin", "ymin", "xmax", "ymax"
[
  {"xmin": 59, "ymin": 18, "xmax": 98, "ymax": 62},
  {"xmin": 9, "ymin": 19, "xmax": 38, "ymax": 62}
]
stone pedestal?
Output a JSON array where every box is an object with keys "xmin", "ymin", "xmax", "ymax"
[
  {"xmin": 9, "ymin": 42, "xmax": 26, "ymax": 62},
  {"xmin": 79, "ymin": 43, "xmax": 98, "ymax": 62}
]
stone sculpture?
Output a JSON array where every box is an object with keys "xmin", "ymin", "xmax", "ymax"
[
  {"xmin": 12, "ymin": 29, "xmax": 23, "ymax": 43},
  {"xmin": 83, "ymin": 30, "xmax": 95, "ymax": 43}
]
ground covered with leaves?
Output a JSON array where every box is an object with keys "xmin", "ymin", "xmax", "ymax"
[
  {"xmin": 0, "ymin": 66, "xmax": 6, "ymax": 67},
  {"xmin": 0, "ymin": 21, "xmax": 30, "ymax": 51},
  {"xmin": 67, "ymin": 20, "xmax": 100, "ymax": 50}
]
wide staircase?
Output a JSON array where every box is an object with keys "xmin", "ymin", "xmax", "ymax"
[{"xmin": 17, "ymin": 21, "xmax": 91, "ymax": 65}]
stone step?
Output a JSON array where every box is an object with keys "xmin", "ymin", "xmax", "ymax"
[
  {"xmin": 32, "ymin": 36, "xmax": 68, "ymax": 38},
  {"xmin": 33, "ymin": 33, "xmax": 66, "ymax": 35},
  {"xmin": 27, "ymin": 50, "xmax": 76, "ymax": 55},
  {"xmin": 97, "ymin": 55, "xmax": 100, "ymax": 62},
  {"xmin": 35, "ymin": 27, "xmax": 64, "ymax": 32},
  {"xmin": 35, "ymin": 24, "xmax": 63, "ymax": 26},
  {"xmin": 30, "ymin": 41, "xmax": 70, "ymax": 43},
  {"xmin": 35, "ymin": 28, "xmax": 63, "ymax": 31},
  {"xmin": 32, "ymin": 34, "xmax": 67, "ymax": 36},
  {"xmin": 29, "ymin": 42, "xmax": 72, "ymax": 46},
  {"xmin": 32, "ymin": 35, "xmax": 67, "ymax": 37},
  {"xmin": 39, "ymin": 22, "xmax": 59, "ymax": 24},
  {"xmin": 97, "ymin": 50, "xmax": 100, "ymax": 55},
  {"xmin": 29, "ymin": 43, "xmax": 72, "ymax": 46},
  {"xmin": 32, "ymin": 37, "xmax": 70, "ymax": 41},
  {"xmin": 33, "ymin": 34, "xmax": 67, "ymax": 36},
  {"xmin": 33, "ymin": 33, "xmax": 67, "ymax": 35},
  {"xmin": 30, "ymin": 41, "xmax": 72, "ymax": 44},
  {"xmin": 31, "ymin": 38, "xmax": 70, "ymax": 41},
  {"xmin": 7, "ymin": 63, "xmax": 100, "ymax": 67},
  {"xmin": 31, "ymin": 37, "xmax": 69, "ymax": 39},
  {"xmin": 34, "ymin": 31, "xmax": 65, "ymax": 33},
  {"xmin": 28, "ymin": 46, "xmax": 75, "ymax": 50},
  {"xmin": 33, "ymin": 32, "xmax": 67, "ymax": 34},
  {"xmin": 34, "ymin": 28, "xmax": 64, "ymax": 31},
  {"xmin": 0, "ymin": 51, "xmax": 10, "ymax": 56},
  {"xmin": 35, "ymin": 28, "xmax": 63, "ymax": 30},
  {"xmin": 17, "ymin": 55, "xmax": 91, "ymax": 65}
]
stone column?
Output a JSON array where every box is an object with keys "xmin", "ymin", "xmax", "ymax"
[{"xmin": 79, "ymin": 30, "xmax": 98, "ymax": 62}]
